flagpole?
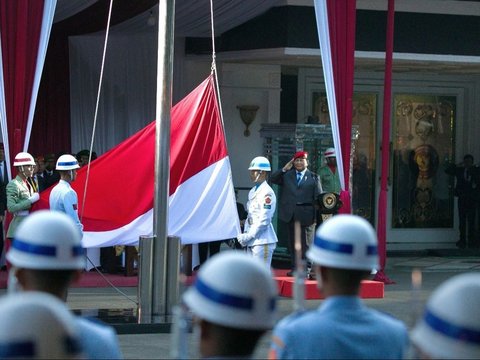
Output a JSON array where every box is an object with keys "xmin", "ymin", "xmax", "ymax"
[{"xmin": 151, "ymin": 0, "xmax": 176, "ymax": 318}]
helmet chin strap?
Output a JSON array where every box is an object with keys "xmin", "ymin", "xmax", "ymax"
[
  {"xmin": 315, "ymin": 267, "xmax": 323, "ymax": 292},
  {"xmin": 19, "ymin": 166, "xmax": 30, "ymax": 179},
  {"xmin": 61, "ymin": 169, "xmax": 75, "ymax": 182},
  {"xmin": 7, "ymin": 267, "xmax": 23, "ymax": 294},
  {"xmin": 254, "ymin": 171, "xmax": 262, "ymax": 183}
]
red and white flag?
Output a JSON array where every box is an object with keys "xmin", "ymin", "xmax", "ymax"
[{"xmin": 35, "ymin": 75, "xmax": 240, "ymax": 247}]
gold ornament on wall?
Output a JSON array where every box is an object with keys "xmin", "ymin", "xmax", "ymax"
[{"xmin": 237, "ymin": 105, "xmax": 259, "ymax": 137}]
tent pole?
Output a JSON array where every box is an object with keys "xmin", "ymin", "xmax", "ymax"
[{"xmin": 143, "ymin": 0, "xmax": 176, "ymax": 320}]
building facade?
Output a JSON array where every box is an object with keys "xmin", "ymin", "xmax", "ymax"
[{"xmin": 179, "ymin": 1, "xmax": 480, "ymax": 251}]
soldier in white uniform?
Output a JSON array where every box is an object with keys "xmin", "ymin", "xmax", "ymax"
[
  {"xmin": 237, "ymin": 156, "xmax": 278, "ymax": 266},
  {"xmin": 49, "ymin": 154, "xmax": 83, "ymax": 237}
]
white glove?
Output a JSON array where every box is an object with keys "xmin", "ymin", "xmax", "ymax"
[
  {"xmin": 237, "ymin": 233, "xmax": 251, "ymax": 247},
  {"xmin": 28, "ymin": 192, "xmax": 40, "ymax": 204}
]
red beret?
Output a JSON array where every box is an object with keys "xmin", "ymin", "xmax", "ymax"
[{"xmin": 293, "ymin": 151, "xmax": 308, "ymax": 160}]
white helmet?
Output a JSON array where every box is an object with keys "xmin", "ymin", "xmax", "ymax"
[
  {"xmin": 183, "ymin": 251, "xmax": 277, "ymax": 330},
  {"xmin": 324, "ymin": 147, "xmax": 336, "ymax": 158},
  {"xmin": 411, "ymin": 273, "xmax": 480, "ymax": 359},
  {"xmin": 56, "ymin": 154, "xmax": 80, "ymax": 171},
  {"xmin": 0, "ymin": 292, "xmax": 83, "ymax": 359},
  {"xmin": 248, "ymin": 156, "xmax": 271, "ymax": 171},
  {"xmin": 13, "ymin": 152, "xmax": 35, "ymax": 166},
  {"xmin": 307, "ymin": 214, "xmax": 379, "ymax": 271},
  {"xmin": 7, "ymin": 210, "xmax": 85, "ymax": 270}
]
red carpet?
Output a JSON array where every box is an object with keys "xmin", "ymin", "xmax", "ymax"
[
  {"xmin": 72, "ymin": 272, "xmax": 138, "ymax": 288},
  {"xmin": 0, "ymin": 269, "xmax": 384, "ymax": 298},
  {"xmin": 0, "ymin": 270, "xmax": 138, "ymax": 289},
  {"xmin": 273, "ymin": 269, "xmax": 384, "ymax": 299}
]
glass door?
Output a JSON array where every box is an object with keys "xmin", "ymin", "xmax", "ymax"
[
  {"xmin": 391, "ymin": 94, "xmax": 455, "ymax": 229},
  {"xmin": 387, "ymin": 93, "xmax": 458, "ymax": 250},
  {"xmin": 311, "ymin": 92, "xmax": 377, "ymax": 224}
]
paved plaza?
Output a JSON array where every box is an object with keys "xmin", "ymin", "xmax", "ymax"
[
  {"xmin": 0, "ymin": 254, "xmax": 478, "ymax": 358},
  {"xmin": 62, "ymin": 254, "xmax": 480, "ymax": 359}
]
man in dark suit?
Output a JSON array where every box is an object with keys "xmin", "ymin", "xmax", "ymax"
[
  {"xmin": 42, "ymin": 153, "xmax": 60, "ymax": 189},
  {"xmin": 445, "ymin": 154, "xmax": 479, "ymax": 249},
  {"xmin": 34, "ymin": 155, "xmax": 47, "ymax": 192},
  {"xmin": 270, "ymin": 151, "xmax": 323, "ymax": 276}
]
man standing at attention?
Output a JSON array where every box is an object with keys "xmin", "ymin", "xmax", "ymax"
[
  {"xmin": 42, "ymin": 153, "xmax": 60, "ymax": 189},
  {"xmin": 6, "ymin": 152, "xmax": 40, "ymax": 259},
  {"xmin": 237, "ymin": 156, "xmax": 278, "ymax": 267},
  {"xmin": 318, "ymin": 147, "xmax": 341, "ymax": 194},
  {"xmin": 269, "ymin": 215, "xmax": 408, "ymax": 359},
  {"xmin": 49, "ymin": 154, "xmax": 83, "ymax": 236},
  {"xmin": 445, "ymin": 154, "xmax": 479, "ymax": 249},
  {"xmin": 0, "ymin": 144, "xmax": 7, "ymax": 261},
  {"xmin": 270, "ymin": 151, "xmax": 322, "ymax": 276}
]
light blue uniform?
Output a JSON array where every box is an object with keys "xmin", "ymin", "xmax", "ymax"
[
  {"xmin": 76, "ymin": 317, "xmax": 123, "ymax": 359},
  {"xmin": 270, "ymin": 296, "xmax": 408, "ymax": 359},
  {"xmin": 49, "ymin": 179, "xmax": 83, "ymax": 236}
]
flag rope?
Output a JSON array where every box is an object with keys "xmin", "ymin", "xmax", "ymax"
[
  {"xmin": 80, "ymin": 0, "xmax": 114, "ymax": 221},
  {"xmin": 85, "ymin": 256, "xmax": 138, "ymax": 305},
  {"xmin": 76, "ymin": 0, "xmax": 137, "ymax": 300},
  {"xmin": 209, "ymin": 0, "xmax": 216, "ymax": 76},
  {"xmin": 209, "ymin": 0, "xmax": 228, "ymax": 147}
]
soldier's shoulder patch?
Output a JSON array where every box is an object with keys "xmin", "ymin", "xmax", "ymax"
[
  {"xmin": 264, "ymin": 204, "xmax": 272, "ymax": 209},
  {"xmin": 264, "ymin": 195, "xmax": 272, "ymax": 204}
]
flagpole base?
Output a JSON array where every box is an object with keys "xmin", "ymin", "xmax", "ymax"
[{"xmin": 373, "ymin": 270, "xmax": 396, "ymax": 284}]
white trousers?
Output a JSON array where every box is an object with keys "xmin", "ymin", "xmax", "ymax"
[{"xmin": 247, "ymin": 243, "xmax": 277, "ymax": 267}]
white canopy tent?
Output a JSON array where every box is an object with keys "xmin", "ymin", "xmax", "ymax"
[{"xmin": 67, "ymin": 1, "xmax": 280, "ymax": 154}]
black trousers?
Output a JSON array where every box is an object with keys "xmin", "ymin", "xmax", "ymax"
[
  {"xmin": 285, "ymin": 219, "xmax": 315, "ymax": 270},
  {"xmin": 458, "ymin": 196, "xmax": 476, "ymax": 245},
  {"xmin": 198, "ymin": 241, "xmax": 222, "ymax": 265}
]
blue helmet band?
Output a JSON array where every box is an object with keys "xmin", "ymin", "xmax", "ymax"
[
  {"xmin": 195, "ymin": 277, "xmax": 275, "ymax": 311},
  {"xmin": 12, "ymin": 239, "xmax": 84, "ymax": 258},
  {"xmin": 0, "ymin": 336, "xmax": 82, "ymax": 357},
  {"xmin": 0, "ymin": 341, "xmax": 35, "ymax": 357},
  {"xmin": 314, "ymin": 236, "xmax": 377, "ymax": 256},
  {"xmin": 425, "ymin": 309, "xmax": 480, "ymax": 345},
  {"xmin": 57, "ymin": 161, "xmax": 78, "ymax": 167}
]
